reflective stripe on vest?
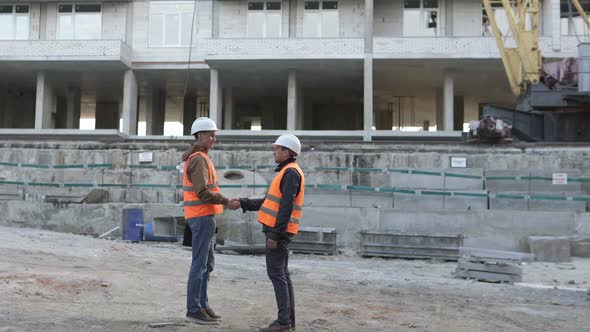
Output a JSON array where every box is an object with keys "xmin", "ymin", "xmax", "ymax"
[
  {"xmin": 183, "ymin": 151, "xmax": 224, "ymax": 218},
  {"xmin": 258, "ymin": 162, "xmax": 305, "ymax": 235}
]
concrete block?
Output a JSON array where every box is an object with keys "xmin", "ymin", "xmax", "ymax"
[
  {"xmin": 574, "ymin": 212, "xmax": 590, "ymax": 235},
  {"xmin": 108, "ymin": 189, "xmax": 126, "ymax": 203},
  {"xmin": 571, "ymin": 239, "xmax": 590, "ymax": 257},
  {"xmin": 528, "ymin": 169, "xmax": 582, "ymax": 192},
  {"xmin": 443, "ymin": 191, "xmax": 488, "ymax": 210},
  {"xmin": 390, "ymin": 169, "xmax": 444, "ymax": 190},
  {"xmin": 485, "ymin": 170, "xmax": 530, "ymax": 192},
  {"xmin": 528, "ymin": 236, "xmax": 571, "ymax": 262},
  {"xmin": 142, "ymin": 190, "xmax": 159, "ymax": 203},
  {"xmin": 158, "ymin": 190, "xmax": 178, "ymax": 203},
  {"xmin": 351, "ymin": 191, "xmax": 393, "ymax": 208},
  {"xmin": 304, "ymin": 190, "xmax": 351, "ymax": 208},
  {"xmin": 393, "ymin": 191, "xmax": 443, "ymax": 210},
  {"xmin": 125, "ymin": 189, "xmax": 143, "ymax": 203},
  {"xmin": 528, "ymin": 193, "xmax": 586, "ymax": 212},
  {"xmin": 490, "ymin": 192, "xmax": 587, "ymax": 212},
  {"xmin": 489, "ymin": 192, "xmax": 528, "ymax": 211},
  {"xmin": 459, "ymin": 247, "xmax": 534, "ymax": 263}
]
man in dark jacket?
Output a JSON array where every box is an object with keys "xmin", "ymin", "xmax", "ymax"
[{"xmin": 230, "ymin": 134, "xmax": 304, "ymax": 332}]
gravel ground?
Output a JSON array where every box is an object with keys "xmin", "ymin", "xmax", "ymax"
[{"xmin": 0, "ymin": 225, "xmax": 588, "ymax": 332}]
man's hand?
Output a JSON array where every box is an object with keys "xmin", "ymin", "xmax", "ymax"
[
  {"xmin": 266, "ymin": 238, "xmax": 277, "ymax": 249},
  {"xmin": 226, "ymin": 198, "xmax": 241, "ymax": 210}
]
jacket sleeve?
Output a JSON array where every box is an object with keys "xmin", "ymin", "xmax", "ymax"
[
  {"xmin": 267, "ymin": 168, "xmax": 301, "ymax": 241},
  {"xmin": 187, "ymin": 156, "xmax": 228, "ymax": 205},
  {"xmin": 239, "ymin": 197, "xmax": 264, "ymax": 212}
]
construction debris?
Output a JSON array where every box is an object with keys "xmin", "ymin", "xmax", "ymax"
[{"xmin": 455, "ymin": 247, "xmax": 526, "ymax": 283}]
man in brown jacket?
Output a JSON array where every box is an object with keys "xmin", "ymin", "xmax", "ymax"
[{"xmin": 182, "ymin": 117, "xmax": 239, "ymax": 325}]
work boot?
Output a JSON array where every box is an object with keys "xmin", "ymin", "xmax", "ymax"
[
  {"xmin": 185, "ymin": 309, "xmax": 219, "ymax": 325},
  {"xmin": 259, "ymin": 320, "xmax": 292, "ymax": 332},
  {"xmin": 205, "ymin": 307, "xmax": 222, "ymax": 320}
]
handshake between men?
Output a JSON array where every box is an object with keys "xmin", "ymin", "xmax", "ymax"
[{"xmin": 225, "ymin": 198, "xmax": 241, "ymax": 210}]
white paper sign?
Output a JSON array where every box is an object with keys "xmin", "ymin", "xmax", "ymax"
[
  {"xmin": 138, "ymin": 152, "xmax": 153, "ymax": 163},
  {"xmin": 177, "ymin": 162, "xmax": 185, "ymax": 173},
  {"xmin": 552, "ymin": 173, "xmax": 568, "ymax": 185},
  {"xmin": 450, "ymin": 157, "xmax": 467, "ymax": 168}
]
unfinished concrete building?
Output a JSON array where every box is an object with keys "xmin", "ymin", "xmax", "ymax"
[{"xmin": 0, "ymin": 0, "xmax": 585, "ymax": 140}]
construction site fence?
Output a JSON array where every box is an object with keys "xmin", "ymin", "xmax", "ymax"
[{"xmin": 1, "ymin": 162, "xmax": 590, "ymax": 202}]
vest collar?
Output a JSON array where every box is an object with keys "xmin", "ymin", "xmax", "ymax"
[{"xmin": 275, "ymin": 157, "xmax": 297, "ymax": 172}]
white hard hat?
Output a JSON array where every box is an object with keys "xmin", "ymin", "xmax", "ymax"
[
  {"xmin": 273, "ymin": 134, "xmax": 301, "ymax": 155},
  {"xmin": 190, "ymin": 117, "xmax": 219, "ymax": 135}
]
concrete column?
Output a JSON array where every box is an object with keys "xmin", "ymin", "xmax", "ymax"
[
  {"xmin": 443, "ymin": 72, "xmax": 454, "ymax": 131},
  {"xmin": 35, "ymin": 72, "xmax": 54, "ymax": 129},
  {"xmin": 209, "ymin": 69, "xmax": 222, "ymax": 128},
  {"xmin": 122, "ymin": 69, "xmax": 138, "ymax": 135},
  {"xmin": 287, "ymin": 70, "xmax": 297, "ymax": 130},
  {"xmin": 223, "ymin": 87, "xmax": 233, "ymax": 129},
  {"xmin": 550, "ymin": 0, "xmax": 561, "ymax": 50},
  {"xmin": 145, "ymin": 86, "xmax": 165, "ymax": 135},
  {"xmin": 296, "ymin": 85, "xmax": 304, "ymax": 129},
  {"xmin": 363, "ymin": 0, "xmax": 374, "ymax": 141},
  {"xmin": 365, "ymin": 0, "xmax": 373, "ymax": 53},
  {"xmin": 65, "ymin": 88, "xmax": 81, "ymax": 129}
]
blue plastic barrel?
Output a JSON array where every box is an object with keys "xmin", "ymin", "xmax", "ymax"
[{"xmin": 122, "ymin": 208, "xmax": 143, "ymax": 241}]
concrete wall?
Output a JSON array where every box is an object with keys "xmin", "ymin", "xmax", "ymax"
[
  {"xmin": 102, "ymin": 2, "xmax": 128, "ymax": 41},
  {"xmin": 1, "ymin": 141, "xmax": 590, "ymax": 252}
]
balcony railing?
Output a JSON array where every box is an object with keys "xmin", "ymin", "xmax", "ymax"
[
  {"xmin": 195, "ymin": 38, "xmax": 364, "ymax": 60},
  {"xmin": 374, "ymin": 36, "xmax": 581, "ymax": 59},
  {"xmin": 0, "ymin": 39, "xmax": 131, "ymax": 65}
]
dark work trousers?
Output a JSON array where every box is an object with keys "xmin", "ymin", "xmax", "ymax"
[{"xmin": 265, "ymin": 234, "xmax": 295, "ymax": 327}]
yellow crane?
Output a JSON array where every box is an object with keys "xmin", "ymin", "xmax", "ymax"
[
  {"xmin": 482, "ymin": 0, "xmax": 590, "ymax": 95},
  {"xmin": 472, "ymin": 0, "xmax": 590, "ymax": 142}
]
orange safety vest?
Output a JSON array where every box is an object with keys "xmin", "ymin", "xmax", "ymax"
[
  {"xmin": 183, "ymin": 151, "xmax": 224, "ymax": 219},
  {"xmin": 258, "ymin": 162, "xmax": 305, "ymax": 235}
]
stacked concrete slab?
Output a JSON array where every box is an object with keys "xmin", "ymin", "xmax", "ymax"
[{"xmin": 454, "ymin": 248, "xmax": 531, "ymax": 283}]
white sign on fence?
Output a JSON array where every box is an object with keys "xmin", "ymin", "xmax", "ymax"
[
  {"xmin": 450, "ymin": 157, "xmax": 467, "ymax": 168},
  {"xmin": 552, "ymin": 173, "xmax": 568, "ymax": 185},
  {"xmin": 138, "ymin": 152, "xmax": 153, "ymax": 163}
]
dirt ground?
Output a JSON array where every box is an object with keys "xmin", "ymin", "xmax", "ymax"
[{"xmin": 0, "ymin": 225, "xmax": 589, "ymax": 332}]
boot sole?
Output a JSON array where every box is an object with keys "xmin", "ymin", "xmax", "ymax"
[{"xmin": 185, "ymin": 317, "xmax": 219, "ymax": 325}]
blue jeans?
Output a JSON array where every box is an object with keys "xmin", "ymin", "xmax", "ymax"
[{"xmin": 186, "ymin": 215, "xmax": 216, "ymax": 313}]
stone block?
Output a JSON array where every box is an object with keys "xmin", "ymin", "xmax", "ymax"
[
  {"xmin": 571, "ymin": 239, "xmax": 590, "ymax": 258},
  {"xmin": 125, "ymin": 189, "xmax": 143, "ymax": 203},
  {"xmin": 528, "ymin": 236, "xmax": 571, "ymax": 262}
]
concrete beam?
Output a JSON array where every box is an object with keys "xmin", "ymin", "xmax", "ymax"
[
  {"xmin": 122, "ymin": 70, "xmax": 138, "ymax": 135},
  {"xmin": 34, "ymin": 72, "xmax": 54, "ymax": 129}
]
